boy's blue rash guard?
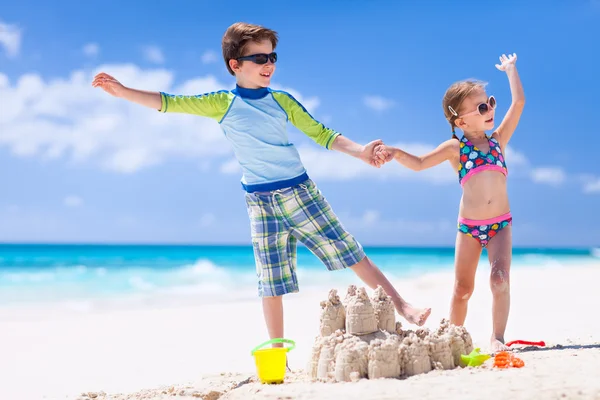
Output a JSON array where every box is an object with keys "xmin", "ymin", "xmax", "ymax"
[{"xmin": 159, "ymin": 85, "xmax": 340, "ymax": 192}]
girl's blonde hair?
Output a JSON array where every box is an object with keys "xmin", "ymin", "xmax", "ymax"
[{"xmin": 442, "ymin": 79, "xmax": 488, "ymax": 136}]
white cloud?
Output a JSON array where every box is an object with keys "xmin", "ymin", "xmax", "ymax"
[
  {"xmin": 364, "ymin": 95, "xmax": 395, "ymax": 112},
  {"xmin": 1, "ymin": 64, "xmax": 592, "ymax": 189},
  {"xmin": 340, "ymin": 209, "xmax": 454, "ymax": 235},
  {"xmin": 0, "ymin": 21, "xmax": 22, "ymax": 58},
  {"xmin": 201, "ymin": 50, "xmax": 218, "ymax": 64},
  {"xmin": 530, "ymin": 167, "xmax": 566, "ymax": 186},
  {"xmin": 0, "ymin": 64, "xmax": 232, "ymax": 173},
  {"xmin": 219, "ymin": 141, "xmax": 456, "ymax": 184},
  {"xmin": 300, "ymin": 142, "xmax": 456, "ymax": 183},
  {"xmin": 0, "ymin": 72, "xmax": 8, "ymax": 88},
  {"xmin": 64, "ymin": 195, "xmax": 83, "ymax": 207},
  {"xmin": 361, "ymin": 210, "xmax": 380, "ymax": 225},
  {"xmin": 220, "ymin": 158, "xmax": 240, "ymax": 175},
  {"xmin": 581, "ymin": 175, "xmax": 600, "ymax": 194},
  {"xmin": 83, "ymin": 43, "xmax": 99, "ymax": 57},
  {"xmin": 504, "ymin": 145, "xmax": 528, "ymax": 168},
  {"xmin": 0, "ymin": 65, "xmax": 330, "ymax": 176},
  {"xmin": 142, "ymin": 45, "xmax": 164, "ymax": 64},
  {"xmin": 216, "ymin": 135, "xmax": 583, "ymax": 189}
]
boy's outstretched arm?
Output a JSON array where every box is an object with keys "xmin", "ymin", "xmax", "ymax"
[
  {"xmin": 271, "ymin": 90, "xmax": 384, "ymax": 167},
  {"xmin": 92, "ymin": 73, "xmax": 162, "ymax": 110},
  {"xmin": 330, "ymin": 135, "xmax": 386, "ymax": 168},
  {"xmin": 376, "ymin": 139, "xmax": 458, "ymax": 171},
  {"xmin": 92, "ymin": 72, "xmax": 233, "ymax": 119},
  {"xmin": 493, "ymin": 53, "xmax": 525, "ymax": 149}
]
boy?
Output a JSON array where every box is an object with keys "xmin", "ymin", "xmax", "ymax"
[{"xmin": 92, "ymin": 22, "xmax": 431, "ymax": 346}]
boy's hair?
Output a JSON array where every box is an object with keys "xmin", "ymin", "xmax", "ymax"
[
  {"xmin": 442, "ymin": 79, "xmax": 488, "ymax": 134},
  {"xmin": 221, "ymin": 22, "xmax": 279, "ymax": 76}
]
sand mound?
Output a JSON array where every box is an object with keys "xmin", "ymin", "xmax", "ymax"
[{"xmin": 308, "ymin": 285, "xmax": 474, "ymax": 382}]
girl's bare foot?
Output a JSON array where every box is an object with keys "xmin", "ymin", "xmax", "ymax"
[{"xmin": 491, "ymin": 337, "xmax": 510, "ymax": 353}]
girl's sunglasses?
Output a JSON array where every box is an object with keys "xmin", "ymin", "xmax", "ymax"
[
  {"xmin": 458, "ymin": 96, "xmax": 496, "ymax": 118},
  {"xmin": 236, "ymin": 52, "xmax": 277, "ymax": 65}
]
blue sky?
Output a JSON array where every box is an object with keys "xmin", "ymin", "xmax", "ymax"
[{"xmin": 0, "ymin": 0, "xmax": 599, "ymax": 247}]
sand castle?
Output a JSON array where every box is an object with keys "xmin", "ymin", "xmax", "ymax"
[{"xmin": 308, "ymin": 285, "xmax": 474, "ymax": 382}]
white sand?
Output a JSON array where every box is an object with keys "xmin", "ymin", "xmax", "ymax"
[{"xmin": 1, "ymin": 264, "xmax": 599, "ymax": 400}]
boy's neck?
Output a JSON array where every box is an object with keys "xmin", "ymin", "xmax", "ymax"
[
  {"xmin": 236, "ymin": 80, "xmax": 266, "ymax": 89},
  {"xmin": 234, "ymin": 82, "xmax": 270, "ymax": 99}
]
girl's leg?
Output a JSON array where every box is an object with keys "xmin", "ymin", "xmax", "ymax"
[
  {"xmin": 485, "ymin": 225, "xmax": 512, "ymax": 352},
  {"xmin": 450, "ymin": 231, "xmax": 483, "ymax": 326}
]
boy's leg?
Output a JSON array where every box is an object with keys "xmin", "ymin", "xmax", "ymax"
[
  {"xmin": 262, "ymin": 295, "xmax": 284, "ymax": 345},
  {"xmin": 349, "ymin": 256, "xmax": 431, "ymax": 326},
  {"xmin": 261, "ymin": 234, "xmax": 298, "ymax": 348},
  {"xmin": 284, "ymin": 179, "xmax": 431, "ymax": 326},
  {"xmin": 245, "ymin": 192, "xmax": 299, "ymax": 348},
  {"xmin": 261, "ymin": 295, "xmax": 291, "ymax": 371}
]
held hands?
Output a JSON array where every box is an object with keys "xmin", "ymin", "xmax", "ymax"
[
  {"xmin": 374, "ymin": 144, "xmax": 395, "ymax": 164},
  {"xmin": 92, "ymin": 73, "xmax": 125, "ymax": 97},
  {"xmin": 495, "ymin": 53, "xmax": 517, "ymax": 71},
  {"xmin": 359, "ymin": 140, "xmax": 395, "ymax": 168}
]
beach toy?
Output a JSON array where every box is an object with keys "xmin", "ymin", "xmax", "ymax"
[
  {"xmin": 251, "ymin": 338, "xmax": 296, "ymax": 384},
  {"xmin": 493, "ymin": 351, "xmax": 525, "ymax": 368},
  {"xmin": 460, "ymin": 347, "xmax": 491, "ymax": 367},
  {"xmin": 506, "ymin": 340, "xmax": 545, "ymax": 347}
]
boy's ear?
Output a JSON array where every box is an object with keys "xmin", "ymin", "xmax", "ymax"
[{"xmin": 229, "ymin": 58, "xmax": 241, "ymax": 73}]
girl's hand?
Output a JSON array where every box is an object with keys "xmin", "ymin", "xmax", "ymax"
[
  {"xmin": 374, "ymin": 144, "xmax": 395, "ymax": 163},
  {"xmin": 495, "ymin": 53, "xmax": 517, "ymax": 71}
]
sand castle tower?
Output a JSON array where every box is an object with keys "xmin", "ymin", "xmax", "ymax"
[
  {"xmin": 309, "ymin": 285, "xmax": 475, "ymax": 382},
  {"xmin": 399, "ymin": 332, "xmax": 432, "ymax": 376},
  {"xmin": 371, "ymin": 286, "xmax": 396, "ymax": 333},
  {"xmin": 319, "ymin": 289, "xmax": 346, "ymax": 337},
  {"xmin": 345, "ymin": 286, "xmax": 378, "ymax": 335},
  {"xmin": 367, "ymin": 336, "xmax": 401, "ymax": 379}
]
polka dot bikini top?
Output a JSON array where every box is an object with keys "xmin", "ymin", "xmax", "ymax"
[{"xmin": 457, "ymin": 135, "xmax": 507, "ymax": 187}]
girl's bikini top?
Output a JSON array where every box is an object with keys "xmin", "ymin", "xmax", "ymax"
[{"xmin": 456, "ymin": 135, "xmax": 508, "ymax": 187}]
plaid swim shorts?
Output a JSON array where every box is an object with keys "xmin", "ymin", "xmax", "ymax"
[{"xmin": 244, "ymin": 178, "xmax": 366, "ymax": 297}]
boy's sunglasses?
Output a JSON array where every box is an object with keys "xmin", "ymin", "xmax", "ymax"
[
  {"xmin": 236, "ymin": 52, "xmax": 277, "ymax": 65},
  {"xmin": 457, "ymin": 96, "xmax": 496, "ymax": 118}
]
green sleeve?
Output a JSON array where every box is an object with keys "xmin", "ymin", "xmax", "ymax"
[
  {"xmin": 271, "ymin": 91, "xmax": 340, "ymax": 149},
  {"xmin": 159, "ymin": 90, "xmax": 235, "ymax": 122}
]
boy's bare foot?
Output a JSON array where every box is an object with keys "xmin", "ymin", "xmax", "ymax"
[
  {"xmin": 491, "ymin": 337, "xmax": 509, "ymax": 353},
  {"xmin": 398, "ymin": 304, "xmax": 432, "ymax": 326}
]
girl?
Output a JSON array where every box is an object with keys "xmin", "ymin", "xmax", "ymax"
[{"xmin": 376, "ymin": 53, "xmax": 524, "ymax": 351}]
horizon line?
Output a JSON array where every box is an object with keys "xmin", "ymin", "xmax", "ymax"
[{"xmin": 0, "ymin": 241, "xmax": 596, "ymax": 252}]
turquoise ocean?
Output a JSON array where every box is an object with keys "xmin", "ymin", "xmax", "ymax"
[{"xmin": 0, "ymin": 244, "xmax": 598, "ymax": 307}]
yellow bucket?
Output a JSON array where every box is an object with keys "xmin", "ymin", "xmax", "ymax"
[{"xmin": 250, "ymin": 338, "xmax": 296, "ymax": 384}]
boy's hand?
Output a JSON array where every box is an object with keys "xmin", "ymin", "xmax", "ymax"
[
  {"xmin": 360, "ymin": 139, "xmax": 389, "ymax": 168},
  {"xmin": 495, "ymin": 53, "xmax": 517, "ymax": 71},
  {"xmin": 374, "ymin": 144, "xmax": 395, "ymax": 163},
  {"xmin": 92, "ymin": 72, "xmax": 126, "ymax": 97}
]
